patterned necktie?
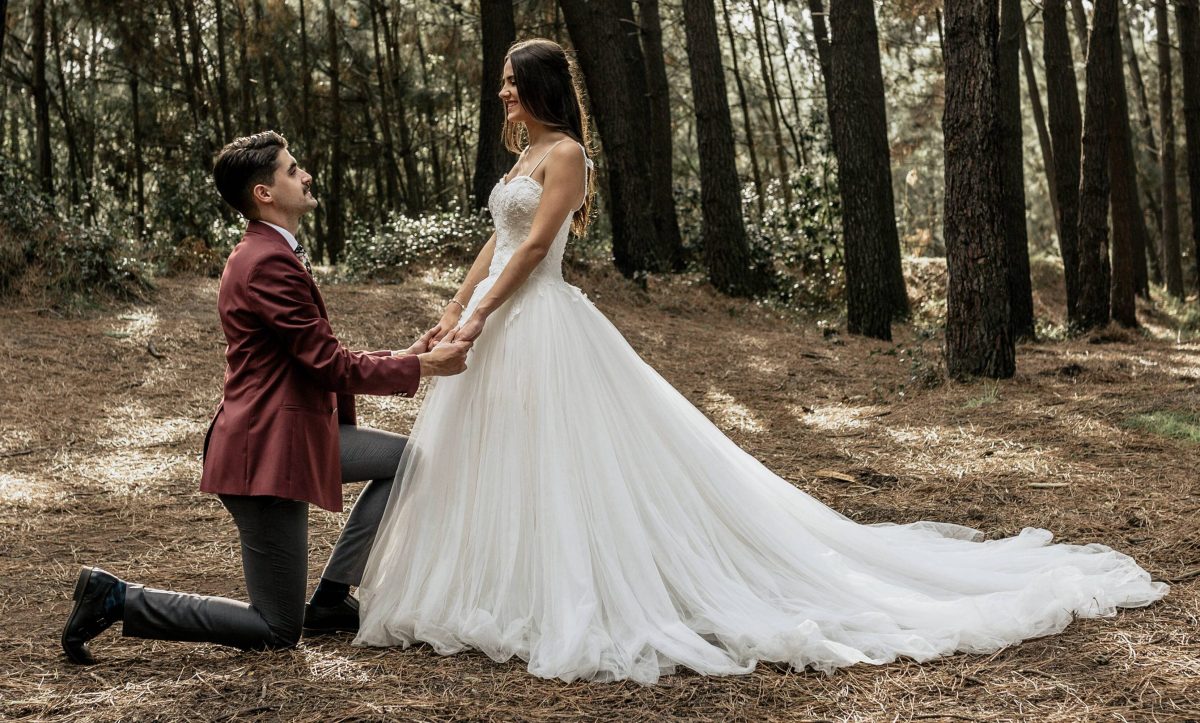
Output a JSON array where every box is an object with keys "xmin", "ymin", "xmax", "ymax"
[{"xmin": 294, "ymin": 242, "xmax": 313, "ymax": 276}]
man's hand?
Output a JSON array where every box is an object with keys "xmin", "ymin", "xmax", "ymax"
[
  {"xmin": 396, "ymin": 326, "xmax": 439, "ymax": 356},
  {"xmin": 417, "ymin": 339, "xmax": 472, "ymax": 377}
]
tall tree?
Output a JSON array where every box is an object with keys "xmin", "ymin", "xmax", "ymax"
[
  {"xmin": 1044, "ymin": 0, "xmax": 1084, "ymax": 320},
  {"xmin": 369, "ymin": 0, "xmax": 402, "ymax": 210},
  {"xmin": 680, "ymin": 0, "xmax": 767, "ymax": 296},
  {"xmin": 1020, "ymin": 18, "xmax": 1059, "ymax": 230},
  {"xmin": 558, "ymin": 0, "xmax": 665, "ymax": 276},
  {"xmin": 1156, "ymin": 0, "xmax": 1185, "ymax": 298},
  {"xmin": 32, "ymin": 0, "xmax": 53, "ymax": 194},
  {"xmin": 943, "ymin": 0, "xmax": 1015, "ymax": 378},
  {"xmin": 1076, "ymin": 0, "xmax": 1119, "ymax": 331},
  {"xmin": 324, "ymin": 0, "xmax": 345, "ymax": 264},
  {"xmin": 807, "ymin": 0, "xmax": 833, "ymax": 110},
  {"xmin": 828, "ymin": 0, "xmax": 909, "ymax": 340},
  {"xmin": 214, "ymin": 0, "xmax": 233, "ymax": 140},
  {"xmin": 472, "ymin": 0, "xmax": 515, "ymax": 211},
  {"xmin": 1178, "ymin": 0, "xmax": 1200, "ymax": 290},
  {"xmin": 998, "ymin": 0, "xmax": 1035, "ymax": 339},
  {"xmin": 1108, "ymin": 13, "xmax": 1151, "ymax": 323},
  {"xmin": 748, "ymin": 0, "xmax": 791, "ymax": 205},
  {"xmin": 720, "ymin": 0, "xmax": 765, "ymax": 217},
  {"xmin": 1118, "ymin": 5, "xmax": 1155, "ymax": 295},
  {"xmin": 638, "ymin": 0, "xmax": 685, "ymax": 269}
]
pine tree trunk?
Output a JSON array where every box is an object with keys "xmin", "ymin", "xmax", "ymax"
[
  {"xmin": 49, "ymin": 6, "xmax": 81, "ymax": 204},
  {"xmin": 1044, "ymin": 0, "xmax": 1084, "ymax": 320},
  {"xmin": 680, "ymin": 0, "xmax": 767, "ymax": 297},
  {"xmin": 639, "ymin": 0, "xmax": 685, "ymax": 269},
  {"xmin": 1076, "ymin": 0, "xmax": 1118, "ymax": 332},
  {"xmin": 237, "ymin": 0, "xmax": 253, "ymax": 130},
  {"xmin": 1119, "ymin": 5, "xmax": 1157, "ymax": 294},
  {"xmin": 943, "ymin": 0, "xmax": 1015, "ymax": 379},
  {"xmin": 1108, "ymin": 20, "xmax": 1141, "ymax": 328},
  {"xmin": 1157, "ymin": 0, "xmax": 1185, "ymax": 298},
  {"xmin": 770, "ymin": 0, "xmax": 809, "ymax": 166},
  {"xmin": 298, "ymin": 0, "xmax": 312, "ymax": 161},
  {"xmin": 1020, "ymin": 19, "xmax": 1060, "ymax": 234},
  {"xmin": 32, "ymin": 0, "xmax": 52, "ymax": 195},
  {"xmin": 131, "ymin": 68, "xmax": 145, "ymax": 240},
  {"xmin": 807, "ymin": 0, "xmax": 833, "ymax": 110},
  {"xmin": 998, "ymin": 0, "xmax": 1035, "ymax": 340},
  {"xmin": 369, "ymin": 0, "xmax": 401, "ymax": 210},
  {"xmin": 324, "ymin": 0, "xmax": 344, "ymax": 264},
  {"xmin": 1070, "ymin": 0, "xmax": 1090, "ymax": 48},
  {"xmin": 559, "ymin": 0, "xmax": 664, "ymax": 276},
  {"xmin": 473, "ymin": 0, "xmax": 515, "ymax": 211},
  {"xmin": 214, "ymin": 0, "xmax": 233, "ymax": 140},
  {"xmin": 748, "ymin": 0, "xmax": 790, "ymax": 205},
  {"xmin": 414, "ymin": 28, "xmax": 445, "ymax": 208},
  {"xmin": 720, "ymin": 0, "xmax": 764, "ymax": 217},
  {"xmin": 828, "ymin": 0, "xmax": 909, "ymax": 340},
  {"xmin": 184, "ymin": 0, "xmax": 210, "ymax": 145},
  {"xmin": 1177, "ymin": 0, "xmax": 1200, "ymax": 291}
]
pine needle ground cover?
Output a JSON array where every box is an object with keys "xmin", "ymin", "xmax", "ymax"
[{"xmin": 1, "ymin": 270, "xmax": 1196, "ymax": 722}]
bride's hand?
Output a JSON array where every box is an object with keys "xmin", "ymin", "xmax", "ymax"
[
  {"xmin": 431, "ymin": 305, "xmax": 463, "ymax": 344},
  {"xmin": 452, "ymin": 313, "xmax": 487, "ymax": 343}
]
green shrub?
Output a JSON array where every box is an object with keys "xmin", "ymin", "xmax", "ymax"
[
  {"xmin": 0, "ymin": 169, "xmax": 153, "ymax": 307},
  {"xmin": 340, "ymin": 205, "xmax": 492, "ymax": 281}
]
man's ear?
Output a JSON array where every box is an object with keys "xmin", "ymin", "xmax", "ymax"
[{"xmin": 251, "ymin": 183, "xmax": 273, "ymax": 208}]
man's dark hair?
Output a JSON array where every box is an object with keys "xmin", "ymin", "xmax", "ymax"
[{"xmin": 212, "ymin": 131, "xmax": 288, "ymax": 218}]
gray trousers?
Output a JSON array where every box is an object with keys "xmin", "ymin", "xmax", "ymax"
[{"xmin": 122, "ymin": 425, "xmax": 406, "ymax": 650}]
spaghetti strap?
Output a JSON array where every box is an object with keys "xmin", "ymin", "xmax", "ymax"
[{"xmin": 527, "ymin": 139, "xmax": 569, "ymax": 175}]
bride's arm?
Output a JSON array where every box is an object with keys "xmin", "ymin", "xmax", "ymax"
[
  {"xmin": 430, "ymin": 232, "xmax": 496, "ymax": 341},
  {"xmin": 453, "ymin": 144, "xmax": 585, "ymax": 341}
]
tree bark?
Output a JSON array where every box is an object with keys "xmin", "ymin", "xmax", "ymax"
[
  {"xmin": 324, "ymin": 0, "xmax": 344, "ymax": 264},
  {"xmin": 32, "ymin": 0, "xmax": 52, "ymax": 195},
  {"xmin": 638, "ymin": 0, "xmax": 685, "ymax": 268},
  {"xmin": 184, "ymin": 0, "xmax": 210, "ymax": 144},
  {"xmin": 1020, "ymin": 17, "xmax": 1059, "ymax": 234},
  {"xmin": 369, "ymin": 0, "xmax": 402, "ymax": 210},
  {"xmin": 1119, "ymin": 4, "xmax": 1157, "ymax": 293},
  {"xmin": 748, "ymin": 0, "xmax": 790, "ymax": 205},
  {"xmin": 214, "ymin": 0, "xmax": 233, "ymax": 140},
  {"xmin": 236, "ymin": 0, "xmax": 253, "ymax": 129},
  {"xmin": 828, "ymin": 0, "xmax": 909, "ymax": 340},
  {"xmin": 680, "ymin": 0, "xmax": 767, "ymax": 296},
  {"xmin": 131, "ymin": 69, "xmax": 145, "ymax": 240},
  {"xmin": 559, "ymin": 0, "xmax": 665, "ymax": 276},
  {"xmin": 1108, "ymin": 19, "xmax": 1142, "ymax": 327},
  {"xmin": 943, "ymin": 0, "xmax": 1015, "ymax": 379},
  {"xmin": 720, "ymin": 0, "xmax": 764, "ymax": 217},
  {"xmin": 167, "ymin": 0, "xmax": 202, "ymax": 131},
  {"xmin": 49, "ymin": 4, "xmax": 81, "ymax": 204},
  {"xmin": 1156, "ymin": 0, "xmax": 1185, "ymax": 298},
  {"xmin": 414, "ymin": 27, "xmax": 445, "ymax": 207},
  {"xmin": 473, "ymin": 0, "xmax": 515, "ymax": 212},
  {"xmin": 1177, "ymin": 0, "xmax": 1200, "ymax": 291},
  {"xmin": 1070, "ymin": 0, "xmax": 1089, "ymax": 48},
  {"xmin": 807, "ymin": 0, "xmax": 833, "ymax": 110},
  {"xmin": 1044, "ymin": 0, "xmax": 1084, "ymax": 320},
  {"xmin": 998, "ymin": 0, "xmax": 1035, "ymax": 340},
  {"xmin": 1076, "ymin": 0, "xmax": 1118, "ymax": 332}
]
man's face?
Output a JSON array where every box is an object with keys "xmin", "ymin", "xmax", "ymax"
[{"xmin": 256, "ymin": 149, "xmax": 317, "ymax": 217}]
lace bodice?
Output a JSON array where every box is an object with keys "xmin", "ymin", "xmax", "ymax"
[{"xmin": 486, "ymin": 176, "xmax": 570, "ymax": 282}]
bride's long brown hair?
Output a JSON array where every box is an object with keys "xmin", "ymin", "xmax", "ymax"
[{"xmin": 502, "ymin": 38, "xmax": 596, "ymax": 237}]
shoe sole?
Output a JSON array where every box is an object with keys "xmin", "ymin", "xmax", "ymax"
[{"xmin": 61, "ymin": 566, "xmax": 97, "ymax": 665}]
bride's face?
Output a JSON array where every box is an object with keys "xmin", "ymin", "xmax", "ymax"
[{"xmin": 499, "ymin": 59, "xmax": 531, "ymax": 124}]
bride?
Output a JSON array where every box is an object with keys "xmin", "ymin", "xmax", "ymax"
[{"xmin": 353, "ymin": 38, "xmax": 1167, "ymax": 684}]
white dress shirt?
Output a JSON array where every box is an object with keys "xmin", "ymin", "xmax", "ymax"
[{"xmin": 262, "ymin": 221, "xmax": 299, "ymax": 251}]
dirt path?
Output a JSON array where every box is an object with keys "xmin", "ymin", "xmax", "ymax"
[{"xmin": 1, "ymin": 271, "xmax": 1197, "ymax": 721}]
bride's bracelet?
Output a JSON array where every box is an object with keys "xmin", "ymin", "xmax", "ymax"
[{"xmin": 447, "ymin": 298, "xmax": 466, "ymax": 312}]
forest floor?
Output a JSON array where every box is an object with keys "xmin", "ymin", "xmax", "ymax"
[{"xmin": 0, "ymin": 261, "xmax": 1198, "ymax": 722}]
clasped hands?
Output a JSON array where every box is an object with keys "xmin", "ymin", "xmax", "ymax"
[{"xmin": 393, "ymin": 302, "xmax": 487, "ymax": 378}]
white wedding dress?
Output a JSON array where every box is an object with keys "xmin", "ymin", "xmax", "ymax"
[{"xmin": 354, "ymin": 145, "xmax": 1167, "ymax": 684}]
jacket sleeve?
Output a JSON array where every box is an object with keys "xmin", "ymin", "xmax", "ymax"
[{"xmin": 246, "ymin": 253, "xmax": 420, "ymax": 397}]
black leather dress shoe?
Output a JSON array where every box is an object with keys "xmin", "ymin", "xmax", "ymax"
[
  {"xmin": 303, "ymin": 595, "xmax": 360, "ymax": 635},
  {"xmin": 61, "ymin": 566, "xmax": 123, "ymax": 665}
]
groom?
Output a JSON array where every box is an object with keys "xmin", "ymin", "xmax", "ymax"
[{"xmin": 61, "ymin": 131, "xmax": 471, "ymax": 664}]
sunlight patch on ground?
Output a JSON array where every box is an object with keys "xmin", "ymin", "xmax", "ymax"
[
  {"xmin": 99, "ymin": 402, "xmax": 204, "ymax": 449},
  {"xmin": 0, "ymin": 472, "xmax": 54, "ymax": 504},
  {"xmin": 1162, "ymin": 352, "xmax": 1200, "ymax": 378},
  {"xmin": 109, "ymin": 308, "xmax": 160, "ymax": 343},
  {"xmin": 747, "ymin": 354, "xmax": 783, "ymax": 375},
  {"xmin": 69, "ymin": 449, "xmax": 193, "ymax": 497},
  {"xmin": 882, "ymin": 424, "xmax": 1062, "ymax": 482},
  {"xmin": 703, "ymin": 387, "xmax": 765, "ymax": 434},
  {"xmin": 301, "ymin": 646, "xmax": 380, "ymax": 683},
  {"xmin": 792, "ymin": 403, "xmax": 878, "ymax": 432}
]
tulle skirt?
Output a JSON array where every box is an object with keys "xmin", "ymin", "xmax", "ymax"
[{"xmin": 354, "ymin": 273, "xmax": 1167, "ymax": 684}]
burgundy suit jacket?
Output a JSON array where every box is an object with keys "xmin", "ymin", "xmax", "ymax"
[{"xmin": 200, "ymin": 221, "xmax": 420, "ymax": 511}]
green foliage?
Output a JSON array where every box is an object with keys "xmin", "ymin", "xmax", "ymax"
[
  {"xmin": 0, "ymin": 169, "xmax": 153, "ymax": 307},
  {"xmin": 1122, "ymin": 411, "xmax": 1200, "ymax": 444},
  {"xmin": 962, "ymin": 380, "xmax": 1000, "ymax": 409},
  {"xmin": 339, "ymin": 206, "xmax": 493, "ymax": 281}
]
